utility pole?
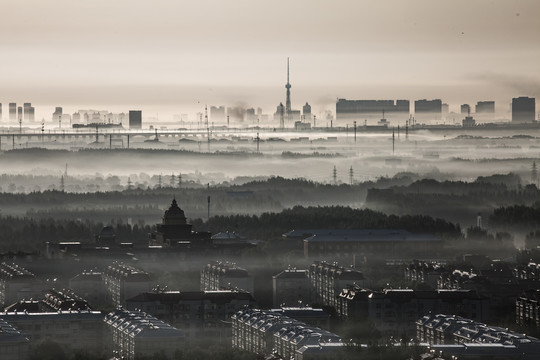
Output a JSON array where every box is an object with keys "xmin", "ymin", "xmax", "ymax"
[
  {"xmin": 354, "ymin": 121, "xmax": 357, "ymax": 143},
  {"xmin": 256, "ymin": 132, "xmax": 260, "ymax": 153},
  {"xmin": 405, "ymin": 120, "xmax": 409, "ymax": 141},
  {"xmin": 392, "ymin": 128, "xmax": 395, "ymax": 154},
  {"xmin": 207, "ymin": 183, "xmax": 211, "ymax": 221}
]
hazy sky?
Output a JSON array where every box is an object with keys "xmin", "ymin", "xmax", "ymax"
[{"xmin": 1, "ymin": 0, "xmax": 539, "ymax": 119}]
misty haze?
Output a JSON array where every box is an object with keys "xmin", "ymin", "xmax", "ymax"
[{"xmin": 0, "ymin": 1, "xmax": 540, "ymax": 360}]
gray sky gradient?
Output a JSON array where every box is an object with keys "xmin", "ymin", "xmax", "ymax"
[{"xmin": 1, "ymin": 0, "xmax": 539, "ymax": 119}]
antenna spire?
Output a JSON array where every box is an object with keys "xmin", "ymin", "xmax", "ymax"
[
  {"xmin": 285, "ymin": 58, "xmax": 292, "ymax": 120},
  {"xmin": 287, "ymin": 57, "xmax": 290, "ymax": 83}
]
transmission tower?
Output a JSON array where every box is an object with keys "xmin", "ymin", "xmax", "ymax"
[
  {"xmin": 333, "ymin": 166, "xmax": 337, "ymax": 185},
  {"xmin": 170, "ymin": 173, "xmax": 176, "ymax": 187},
  {"xmin": 349, "ymin": 166, "xmax": 354, "ymax": 185},
  {"xmin": 157, "ymin": 174, "xmax": 162, "ymax": 189},
  {"xmin": 178, "ymin": 173, "xmax": 182, "ymax": 188}
]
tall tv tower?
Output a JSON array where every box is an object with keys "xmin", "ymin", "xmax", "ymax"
[{"xmin": 285, "ymin": 57, "xmax": 292, "ymax": 120}]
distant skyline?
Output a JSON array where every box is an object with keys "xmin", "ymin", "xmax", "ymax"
[{"xmin": 1, "ymin": 0, "xmax": 539, "ymax": 120}]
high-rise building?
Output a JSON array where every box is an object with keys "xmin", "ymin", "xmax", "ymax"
[
  {"xmin": 17, "ymin": 106, "xmax": 22, "ymax": 121},
  {"xmin": 52, "ymin": 107, "xmax": 62, "ymax": 123},
  {"xmin": 461, "ymin": 104, "xmax": 471, "ymax": 114},
  {"xmin": 475, "ymin": 101, "xmax": 495, "ymax": 113},
  {"xmin": 415, "ymin": 99, "xmax": 442, "ymax": 121},
  {"xmin": 274, "ymin": 103, "xmax": 285, "ymax": 128},
  {"xmin": 129, "ymin": 110, "xmax": 142, "ymax": 129},
  {"xmin": 0, "ymin": 103, "xmax": 2, "ymax": 120},
  {"xmin": 210, "ymin": 106, "xmax": 225, "ymax": 123},
  {"xmin": 9, "ymin": 103, "xmax": 16, "ymax": 121},
  {"xmin": 23, "ymin": 102, "xmax": 34, "ymax": 122},
  {"xmin": 303, "ymin": 102, "xmax": 311, "ymax": 120},
  {"xmin": 512, "ymin": 96, "xmax": 535, "ymax": 123},
  {"xmin": 336, "ymin": 99, "xmax": 409, "ymax": 121}
]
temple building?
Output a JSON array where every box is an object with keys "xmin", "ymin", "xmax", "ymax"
[{"xmin": 149, "ymin": 198, "xmax": 212, "ymax": 248}]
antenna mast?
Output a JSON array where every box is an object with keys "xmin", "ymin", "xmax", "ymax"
[{"xmin": 285, "ymin": 57, "xmax": 292, "ymax": 121}]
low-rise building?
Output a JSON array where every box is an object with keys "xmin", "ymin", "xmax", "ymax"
[
  {"xmin": 103, "ymin": 262, "xmax": 152, "ymax": 307},
  {"xmin": 69, "ymin": 270, "xmax": 107, "ymax": 308},
  {"xmin": 0, "ymin": 310, "xmax": 104, "ymax": 356},
  {"xmin": 273, "ymin": 268, "xmax": 310, "ymax": 307},
  {"xmin": 339, "ymin": 287, "xmax": 490, "ymax": 336},
  {"xmin": 0, "ymin": 318, "xmax": 30, "ymax": 360},
  {"xmin": 269, "ymin": 307, "xmax": 331, "ymax": 330},
  {"xmin": 302, "ymin": 229, "xmax": 442, "ymax": 262},
  {"xmin": 201, "ymin": 261, "xmax": 254, "ymax": 293},
  {"xmin": 417, "ymin": 314, "xmax": 540, "ymax": 360},
  {"xmin": 232, "ymin": 308, "xmax": 344, "ymax": 360},
  {"xmin": 104, "ymin": 309, "xmax": 184, "ymax": 360},
  {"xmin": 404, "ymin": 260, "xmax": 447, "ymax": 289},
  {"xmin": 516, "ymin": 289, "xmax": 540, "ymax": 328},
  {"xmin": 126, "ymin": 289, "xmax": 256, "ymax": 341},
  {"xmin": 0, "ymin": 263, "xmax": 42, "ymax": 307},
  {"xmin": 308, "ymin": 261, "xmax": 367, "ymax": 310},
  {"xmin": 5, "ymin": 289, "xmax": 92, "ymax": 312}
]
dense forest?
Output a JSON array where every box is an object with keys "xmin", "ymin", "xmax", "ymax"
[{"xmin": 366, "ymin": 173, "xmax": 539, "ymax": 225}]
